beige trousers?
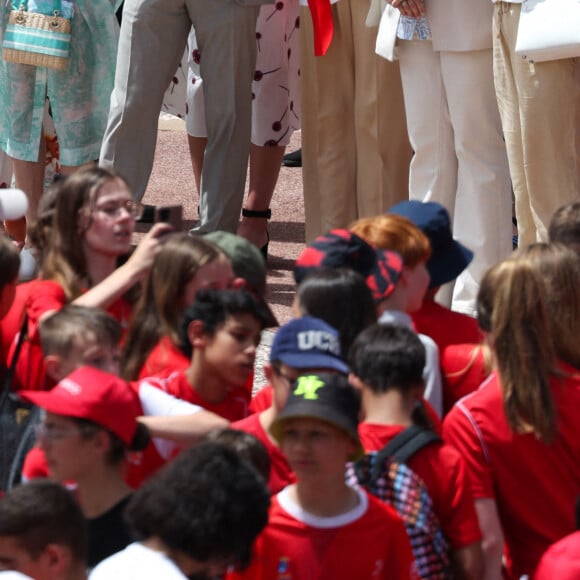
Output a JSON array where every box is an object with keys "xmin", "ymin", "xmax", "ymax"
[
  {"xmin": 300, "ymin": 0, "xmax": 412, "ymax": 242},
  {"xmin": 493, "ymin": 2, "xmax": 578, "ymax": 246}
]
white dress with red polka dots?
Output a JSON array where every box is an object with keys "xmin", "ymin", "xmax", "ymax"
[{"xmin": 185, "ymin": 0, "xmax": 301, "ymax": 147}]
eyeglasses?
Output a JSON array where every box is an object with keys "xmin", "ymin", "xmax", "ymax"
[
  {"xmin": 34, "ymin": 423, "xmax": 83, "ymax": 442},
  {"xmin": 94, "ymin": 199, "xmax": 143, "ymax": 219}
]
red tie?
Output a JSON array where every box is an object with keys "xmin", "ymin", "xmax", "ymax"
[{"xmin": 307, "ymin": 0, "xmax": 334, "ymax": 56}]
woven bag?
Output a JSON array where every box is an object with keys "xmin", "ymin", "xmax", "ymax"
[{"xmin": 2, "ymin": 0, "xmax": 71, "ymax": 70}]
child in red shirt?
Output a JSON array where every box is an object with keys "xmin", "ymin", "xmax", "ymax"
[
  {"xmin": 20, "ymin": 305, "xmax": 227, "ymax": 487},
  {"xmin": 148, "ymin": 289, "xmax": 272, "ymax": 422},
  {"xmin": 443, "ymin": 244, "xmax": 580, "ymax": 579},
  {"xmin": 121, "ymin": 234, "xmax": 234, "ymax": 381},
  {"xmin": 6, "ymin": 168, "xmax": 170, "ymax": 391},
  {"xmin": 233, "ymin": 315, "xmax": 351, "ymax": 494},
  {"xmin": 349, "ymin": 323, "xmax": 483, "ymax": 579},
  {"xmin": 231, "ymin": 373, "xmax": 417, "ymax": 580},
  {"xmin": 388, "ymin": 200, "xmax": 481, "ymax": 348}
]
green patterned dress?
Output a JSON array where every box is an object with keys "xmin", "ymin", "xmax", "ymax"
[{"xmin": 0, "ymin": 0, "xmax": 120, "ymax": 165}]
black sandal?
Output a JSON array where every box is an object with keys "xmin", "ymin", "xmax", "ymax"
[{"xmin": 241, "ymin": 208, "xmax": 271, "ymax": 261}]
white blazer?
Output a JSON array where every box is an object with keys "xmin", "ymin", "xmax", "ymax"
[{"xmin": 374, "ymin": 0, "xmax": 494, "ymax": 60}]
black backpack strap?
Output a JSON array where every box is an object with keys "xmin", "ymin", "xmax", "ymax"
[
  {"xmin": 370, "ymin": 425, "xmax": 441, "ymax": 485},
  {"xmin": 0, "ymin": 314, "xmax": 28, "ymax": 412}
]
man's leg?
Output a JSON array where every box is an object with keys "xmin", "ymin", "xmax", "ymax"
[
  {"xmin": 99, "ymin": 0, "xmax": 192, "ymax": 200},
  {"xmin": 351, "ymin": 0, "xmax": 411, "ymax": 217},
  {"xmin": 493, "ymin": 3, "xmax": 577, "ymax": 246},
  {"xmin": 189, "ymin": 0, "xmax": 260, "ymax": 233},
  {"xmin": 397, "ymin": 40, "xmax": 457, "ymax": 210},
  {"xmin": 442, "ymin": 48, "xmax": 512, "ymax": 315},
  {"xmin": 300, "ymin": 2, "xmax": 356, "ymax": 242}
]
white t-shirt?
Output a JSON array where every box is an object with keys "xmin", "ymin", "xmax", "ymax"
[
  {"xmin": 137, "ymin": 380, "xmax": 201, "ymax": 417},
  {"xmin": 378, "ymin": 309, "xmax": 443, "ymax": 417},
  {"xmin": 137, "ymin": 381, "xmax": 202, "ymax": 459},
  {"xmin": 90, "ymin": 542, "xmax": 187, "ymax": 580}
]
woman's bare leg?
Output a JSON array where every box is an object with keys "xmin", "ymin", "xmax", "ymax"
[{"xmin": 237, "ymin": 143, "xmax": 285, "ymax": 249}]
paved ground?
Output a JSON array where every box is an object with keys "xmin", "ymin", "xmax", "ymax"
[
  {"xmin": 141, "ymin": 121, "xmax": 305, "ymax": 387},
  {"xmin": 143, "ymin": 120, "xmax": 304, "ymax": 326}
]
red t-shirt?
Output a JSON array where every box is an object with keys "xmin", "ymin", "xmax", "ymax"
[
  {"xmin": 229, "ymin": 487, "xmax": 417, "ymax": 580},
  {"xmin": 411, "ymin": 300, "xmax": 481, "ymax": 351},
  {"xmin": 358, "ymin": 423, "xmax": 481, "ymax": 550},
  {"xmin": 137, "ymin": 336, "xmax": 189, "ymax": 380},
  {"xmin": 534, "ymin": 531, "xmax": 580, "ymax": 580},
  {"xmin": 21, "ymin": 445, "xmax": 48, "ymax": 481},
  {"xmin": 250, "ymin": 384, "xmax": 273, "ymax": 414},
  {"xmin": 138, "ymin": 338, "xmax": 254, "ymax": 402},
  {"xmin": 7, "ymin": 280, "xmax": 65, "ymax": 391},
  {"xmin": 441, "ymin": 343, "xmax": 490, "ymax": 414},
  {"xmin": 442, "ymin": 365, "xmax": 580, "ymax": 579},
  {"xmin": 148, "ymin": 371, "xmax": 249, "ymax": 422},
  {"xmin": 232, "ymin": 413, "xmax": 296, "ymax": 494},
  {"xmin": 0, "ymin": 281, "xmax": 33, "ymax": 367},
  {"xmin": 6, "ymin": 280, "xmax": 132, "ymax": 391}
]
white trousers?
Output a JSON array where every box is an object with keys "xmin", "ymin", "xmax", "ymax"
[{"xmin": 398, "ymin": 41, "xmax": 512, "ymax": 315}]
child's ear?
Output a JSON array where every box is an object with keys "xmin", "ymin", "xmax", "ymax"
[
  {"xmin": 291, "ymin": 294, "xmax": 302, "ymax": 318},
  {"xmin": 44, "ymin": 355, "xmax": 64, "ymax": 383},
  {"xmin": 411, "ymin": 382, "xmax": 426, "ymax": 400},
  {"xmin": 187, "ymin": 319, "xmax": 207, "ymax": 349},
  {"xmin": 346, "ymin": 437, "xmax": 360, "ymax": 461},
  {"xmin": 231, "ymin": 277, "xmax": 247, "ymax": 290},
  {"xmin": 348, "ymin": 373, "xmax": 363, "ymax": 391},
  {"xmin": 398, "ymin": 266, "xmax": 411, "ymax": 288},
  {"xmin": 264, "ymin": 363, "xmax": 274, "ymax": 384},
  {"xmin": 42, "ymin": 543, "xmax": 73, "ymax": 576},
  {"xmin": 93, "ymin": 429, "xmax": 111, "ymax": 455}
]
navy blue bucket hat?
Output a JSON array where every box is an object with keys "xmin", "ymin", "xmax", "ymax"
[{"xmin": 389, "ymin": 200, "xmax": 473, "ymax": 288}]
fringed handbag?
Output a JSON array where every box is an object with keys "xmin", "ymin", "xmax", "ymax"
[{"xmin": 2, "ymin": 0, "xmax": 72, "ymax": 70}]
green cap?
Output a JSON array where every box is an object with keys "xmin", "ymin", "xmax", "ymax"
[{"xmin": 204, "ymin": 231, "xmax": 266, "ymax": 296}]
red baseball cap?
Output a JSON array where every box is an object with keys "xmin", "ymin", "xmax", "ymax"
[{"xmin": 19, "ymin": 366, "xmax": 141, "ymax": 446}]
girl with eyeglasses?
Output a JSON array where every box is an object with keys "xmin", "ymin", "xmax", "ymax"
[{"xmin": 5, "ymin": 165, "xmax": 170, "ymax": 392}]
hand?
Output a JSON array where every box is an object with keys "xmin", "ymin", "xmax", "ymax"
[
  {"xmin": 390, "ymin": 0, "xmax": 425, "ymax": 18},
  {"xmin": 125, "ymin": 222, "xmax": 173, "ymax": 281}
]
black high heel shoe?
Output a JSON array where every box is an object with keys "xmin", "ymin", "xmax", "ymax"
[
  {"xmin": 283, "ymin": 148, "xmax": 302, "ymax": 168},
  {"xmin": 241, "ymin": 208, "xmax": 271, "ymax": 261}
]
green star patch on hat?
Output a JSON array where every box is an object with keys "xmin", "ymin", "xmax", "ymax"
[{"xmin": 270, "ymin": 373, "xmax": 363, "ymax": 459}]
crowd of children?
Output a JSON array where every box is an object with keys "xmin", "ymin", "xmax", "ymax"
[{"xmin": 0, "ymin": 174, "xmax": 579, "ymax": 579}]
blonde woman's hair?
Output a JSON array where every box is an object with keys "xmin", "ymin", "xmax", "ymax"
[{"xmin": 477, "ymin": 243, "xmax": 580, "ymax": 442}]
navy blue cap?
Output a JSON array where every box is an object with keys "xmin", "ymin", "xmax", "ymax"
[
  {"xmin": 269, "ymin": 316, "xmax": 349, "ymax": 374},
  {"xmin": 389, "ymin": 200, "xmax": 473, "ymax": 288},
  {"xmin": 294, "ymin": 228, "xmax": 403, "ymax": 301},
  {"xmin": 294, "ymin": 229, "xmax": 376, "ymax": 284}
]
